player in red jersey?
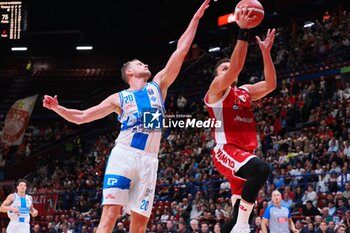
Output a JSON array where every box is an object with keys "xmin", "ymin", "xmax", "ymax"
[{"xmin": 204, "ymin": 8, "xmax": 276, "ymax": 233}]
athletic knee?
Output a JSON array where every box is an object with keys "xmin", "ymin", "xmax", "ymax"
[{"xmin": 255, "ymin": 162, "xmax": 270, "ymax": 181}]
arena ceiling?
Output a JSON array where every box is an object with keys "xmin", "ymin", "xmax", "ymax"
[{"xmin": 1, "ymin": 0, "xmax": 348, "ymax": 56}]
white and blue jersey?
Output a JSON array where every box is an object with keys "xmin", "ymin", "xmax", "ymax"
[
  {"xmin": 263, "ymin": 204, "xmax": 291, "ymax": 233},
  {"xmin": 8, "ymin": 193, "xmax": 32, "ymax": 223},
  {"xmin": 116, "ymin": 81, "xmax": 165, "ymax": 154}
]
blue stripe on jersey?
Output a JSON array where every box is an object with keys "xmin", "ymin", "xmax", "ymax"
[
  {"xmin": 103, "ymin": 174, "xmax": 131, "ymax": 190},
  {"xmin": 128, "ymin": 86, "xmax": 151, "ymax": 150},
  {"xmin": 19, "ymin": 196, "xmax": 30, "ymax": 215},
  {"xmin": 134, "ymin": 85, "xmax": 152, "ymax": 112},
  {"xmin": 20, "ymin": 197, "xmax": 26, "ymax": 208},
  {"xmin": 130, "ymin": 132, "xmax": 148, "ymax": 150}
]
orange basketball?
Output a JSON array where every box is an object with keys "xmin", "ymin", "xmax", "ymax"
[{"xmin": 235, "ymin": 0, "xmax": 264, "ymax": 28}]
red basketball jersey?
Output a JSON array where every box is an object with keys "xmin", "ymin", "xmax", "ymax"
[{"xmin": 205, "ymin": 86, "xmax": 257, "ymax": 152}]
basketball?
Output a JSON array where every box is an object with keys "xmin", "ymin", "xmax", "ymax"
[{"xmin": 235, "ymin": 0, "xmax": 264, "ymax": 28}]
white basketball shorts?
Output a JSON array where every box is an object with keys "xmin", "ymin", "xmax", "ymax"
[
  {"xmin": 7, "ymin": 221, "xmax": 30, "ymax": 233},
  {"xmin": 102, "ymin": 143, "xmax": 158, "ymax": 217}
]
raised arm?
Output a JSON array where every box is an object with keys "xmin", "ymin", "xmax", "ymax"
[
  {"xmin": 43, "ymin": 93, "xmax": 121, "ymax": 125},
  {"xmin": 241, "ymin": 29, "xmax": 276, "ymax": 100},
  {"xmin": 207, "ymin": 8, "xmax": 255, "ymax": 97},
  {"xmin": 153, "ymin": 0, "xmax": 210, "ymax": 95}
]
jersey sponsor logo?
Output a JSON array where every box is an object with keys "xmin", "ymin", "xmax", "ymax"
[
  {"xmin": 238, "ymin": 95, "xmax": 246, "ymax": 102},
  {"xmin": 216, "ymin": 150, "xmax": 235, "ymax": 168},
  {"xmin": 103, "ymin": 175, "xmax": 131, "ymax": 190},
  {"xmin": 233, "ymin": 105, "xmax": 239, "ymax": 110},
  {"xmin": 277, "ymin": 217, "xmax": 288, "ymax": 223},
  {"xmin": 144, "ymin": 188, "xmax": 153, "ymax": 197},
  {"xmin": 234, "ymin": 115, "xmax": 253, "ymax": 123},
  {"xmin": 107, "ymin": 178, "xmax": 118, "ymax": 186},
  {"xmin": 125, "ymin": 103, "xmax": 136, "ymax": 110},
  {"xmin": 105, "ymin": 194, "xmax": 116, "ymax": 199},
  {"xmin": 239, "ymin": 205, "xmax": 248, "ymax": 211}
]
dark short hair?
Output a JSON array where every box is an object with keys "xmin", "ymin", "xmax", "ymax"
[
  {"xmin": 121, "ymin": 59, "xmax": 138, "ymax": 84},
  {"xmin": 213, "ymin": 58, "xmax": 230, "ymax": 77},
  {"xmin": 16, "ymin": 179, "xmax": 28, "ymax": 187}
]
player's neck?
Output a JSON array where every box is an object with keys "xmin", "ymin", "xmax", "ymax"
[
  {"xmin": 17, "ymin": 191, "xmax": 25, "ymax": 197},
  {"xmin": 128, "ymin": 77, "xmax": 148, "ymax": 91}
]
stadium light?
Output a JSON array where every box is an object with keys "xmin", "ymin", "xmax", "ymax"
[
  {"xmin": 76, "ymin": 46, "xmax": 93, "ymax": 51},
  {"xmin": 208, "ymin": 47, "xmax": 221, "ymax": 53},
  {"xmin": 304, "ymin": 21, "xmax": 314, "ymax": 28},
  {"xmin": 11, "ymin": 47, "xmax": 27, "ymax": 51}
]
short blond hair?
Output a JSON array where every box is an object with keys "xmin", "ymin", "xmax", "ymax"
[{"xmin": 121, "ymin": 59, "xmax": 138, "ymax": 84}]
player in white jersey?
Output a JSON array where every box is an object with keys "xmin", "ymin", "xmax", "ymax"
[
  {"xmin": 42, "ymin": 1, "xmax": 210, "ymax": 232},
  {"xmin": 0, "ymin": 179, "xmax": 38, "ymax": 233}
]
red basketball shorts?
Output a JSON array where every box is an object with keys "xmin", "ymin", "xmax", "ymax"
[{"xmin": 212, "ymin": 144, "xmax": 257, "ymax": 196}]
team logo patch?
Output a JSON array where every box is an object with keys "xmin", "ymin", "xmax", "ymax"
[
  {"xmin": 148, "ymin": 88, "xmax": 154, "ymax": 95},
  {"xmin": 233, "ymin": 105, "xmax": 239, "ymax": 110},
  {"xmin": 151, "ymin": 96, "xmax": 157, "ymax": 102},
  {"xmin": 238, "ymin": 95, "xmax": 246, "ymax": 102}
]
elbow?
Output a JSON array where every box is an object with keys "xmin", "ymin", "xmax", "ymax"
[{"xmin": 72, "ymin": 116, "xmax": 85, "ymax": 125}]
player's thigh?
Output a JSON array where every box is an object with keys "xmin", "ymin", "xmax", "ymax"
[
  {"xmin": 125, "ymin": 155, "xmax": 158, "ymax": 218},
  {"xmin": 102, "ymin": 145, "xmax": 137, "ymax": 206}
]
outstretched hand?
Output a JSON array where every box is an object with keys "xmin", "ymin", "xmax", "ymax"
[
  {"xmin": 43, "ymin": 95, "xmax": 59, "ymax": 110},
  {"xmin": 256, "ymin": 28, "xmax": 276, "ymax": 53},
  {"xmin": 235, "ymin": 7, "xmax": 257, "ymax": 29},
  {"xmin": 194, "ymin": 0, "xmax": 210, "ymax": 19}
]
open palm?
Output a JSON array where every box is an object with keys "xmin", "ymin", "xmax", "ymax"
[{"xmin": 256, "ymin": 28, "xmax": 276, "ymax": 53}]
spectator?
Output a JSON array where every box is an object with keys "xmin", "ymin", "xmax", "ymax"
[
  {"xmin": 252, "ymin": 216, "xmax": 263, "ymax": 233},
  {"xmin": 47, "ymin": 222, "xmax": 58, "ymax": 233},
  {"xmin": 301, "ymin": 223, "xmax": 316, "ymax": 233},
  {"xmin": 177, "ymin": 95, "xmax": 187, "ymax": 109},
  {"xmin": 213, "ymin": 223, "xmax": 221, "ymax": 233},
  {"xmin": 190, "ymin": 219, "xmax": 203, "ymax": 233},
  {"xmin": 328, "ymin": 201, "xmax": 337, "ymax": 216},
  {"xmin": 343, "ymin": 182, "xmax": 350, "ymax": 204},
  {"xmin": 113, "ymin": 222, "xmax": 127, "ymax": 233},
  {"xmin": 316, "ymin": 221, "xmax": 334, "ymax": 233},
  {"xmin": 31, "ymin": 224, "xmax": 42, "ymax": 233},
  {"xmin": 200, "ymin": 222, "xmax": 211, "ymax": 233},
  {"xmin": 178, "ymin": 220, "xmax": 191, "ymax": 233},
  {"xmin": 302, "ymin": 185, "xmax": 318, "ymax": 206},
  {"xmin": 165, "ymin": 220, "xmax": 177, "ymax": 233},
  {"xmin": 303, "ymin": 201, "xmax": 321, "ymax": 216}
]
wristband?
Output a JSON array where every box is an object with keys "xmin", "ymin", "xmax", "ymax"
[{"xmin": 238, "ymin": 29, "xmax": 250, "ymax": 42}]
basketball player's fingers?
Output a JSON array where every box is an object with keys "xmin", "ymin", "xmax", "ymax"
[
  {"xmin": 249, "ymin": 15, "xmax": 257, "ymax": 22},
  {"xmin": 267, "ymin": 29, "xmax": 271, "ymax": 37},
  {"xmin": 236, "ymin": 10, "xmax": 241, "ymax": 22},
  {"xmin": 271, "ymin": 28, "xmax": 276, "ymax": 36},
  {"xmin": 247, "ymin": 9, "xmax": 254, "ymax": 18},
  {"xmin": 241, "ymin": 7, "xmax": 247, "ymax": 17},
  {"xmin": 54, "ymin": 95, "xmax": 58, "ymax": 101},
  {"xmin": 255, "ymin": 36, "xmax": 262, "ymax": 44},
  {"xmin": 203, "ymin": 0, "xmax": 210, "ymax": 8}
]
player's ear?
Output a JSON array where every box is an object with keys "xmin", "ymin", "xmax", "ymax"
[{"xmin": 125, "ymin": 68, "xmax": 134, "ymax": 77}]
